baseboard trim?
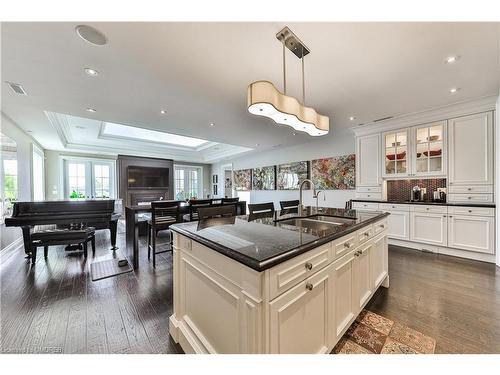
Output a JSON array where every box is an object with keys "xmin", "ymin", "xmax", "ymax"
[
  {"xmin": 389, "ymin": 238, "xmax": 496, "ymax": 263},
  {"xmin": 0, "ymin": 237, "xmax": 24, "ymax": 264}
]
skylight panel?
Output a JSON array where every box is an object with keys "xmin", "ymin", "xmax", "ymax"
[{"xmin": 102, "ymin": 122, "xmax": 209, "ymax": 148}]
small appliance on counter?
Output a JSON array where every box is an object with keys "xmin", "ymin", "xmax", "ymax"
[
  {"xmin": 433, "ymin": 187, "xmax": 447, "ymax": 203},
  {"xmin": 411, "ymin": 185, "xmax": 426, "ymax": 201}
]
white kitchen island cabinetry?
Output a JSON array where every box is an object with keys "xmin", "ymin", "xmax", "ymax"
[{"xmin": 169, "ymin": 215, "xmax": 389, "ymax": 354}]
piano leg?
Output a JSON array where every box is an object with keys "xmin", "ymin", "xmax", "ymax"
[
  {"xmin": 109, "ymin": 219, "xmax": 119, "ymax": 250},
  {"xmin": 21, "ymin": 226, "xmax": 32, "ymax": 256}
]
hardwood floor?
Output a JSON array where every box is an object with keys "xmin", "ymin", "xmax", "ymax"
[
  {"xmin": 366, "ymin": 245, "xmax": 500, "ymax": 354},
  {"xmin": 1, "ymin": 228, "xmax": 499, "ymax": 354},
  {"xmin": 0, "ymin": 224, "xmax": 182, "ymax": 354}
]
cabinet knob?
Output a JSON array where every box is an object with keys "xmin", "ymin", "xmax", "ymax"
[
  {"xmin": 426, "ymin": 208, "xmax": 430, "ymax": 210},
  {"xmin": 468, "ymin": 197, "xmax": 472, "ymax": 200},
  {"xmin": 449, "ymin": 215, "xmax": 453, "ymax": 218},
  {"xmin": 468, "ymin": 210, "xmax": 472, "ymax": 213},
  {"xmin": 305, "ymin": 262, "xmax": 313, "ymax": 270},
  {"xmin": 364, "ymin": 232, "xmax": 370, "ymax": 237},
  {"xmin": 443, "ymin": 215, "xmax": 447, "ymax": 217},
  {"xmin": 344, "ymin": 243, "xmax": 351, "ymax": 248},
  {"xmin": 379, "ymin": 224, "xmax": 385, "ymax": 228},
  {"xmin": 468, "ymin": 188, "xmax": 472, "ymax": 191},
  {"xmin": 305, "ymin": 283, "xmax": 314, "ymax": 291}
]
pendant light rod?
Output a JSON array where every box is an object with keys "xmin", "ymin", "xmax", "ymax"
[
  {"xmin": 301, "ymin": 47, "xmax": 305, "ymax": 105},
  {"xmin": 282, "ymin": 38, "xmax": 287, "ymax": 95}
]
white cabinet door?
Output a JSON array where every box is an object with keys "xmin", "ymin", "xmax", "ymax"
[
  {"xmin": 356, "ymin": 134, "xmax": 381, "ymax": 187},
  {"xmin": 448, "ymin": 112, "xmax": 493, "ymax": 186},
  {"xmin": 371, "ymin": 234, "xmax": 388, "ymax": 288},
  {"xmin": 447, "ymin": 215, "xmax": 495, "ymax": 254},
  {"xmin": 411, "ymin": 121, "xmax": 446, "ymax": 177},
  {"xmin": 383, "ymin": 129, "xmax": 411, "ymax": 178},
  {"xmin": 269, "ymin": 263, "xmax": 333, "ymax": 354},
  {"xmin": 331, "ymin": 250, "xmax": 357, "ymax": 341},
  {"xmin": 354, "ymin": 243, "xmax": 372, "ymax": 311},
  {"xmin": 410, "ymin": 212, "xmax": 447, "ymax": 246},
  {"xmin": 385, "ymin": 210, "xmax": 410, "ymax": 240}
]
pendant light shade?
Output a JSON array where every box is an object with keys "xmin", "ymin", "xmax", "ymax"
[{"xmin": 247, "ymin": 80, "xmax": 329, "ymax": 137}]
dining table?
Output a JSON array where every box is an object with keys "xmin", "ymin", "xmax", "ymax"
[{"xmin": 125, "ymin": 200, "xmax": 246, "ymax": 269}]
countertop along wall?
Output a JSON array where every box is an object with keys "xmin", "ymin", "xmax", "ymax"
[
  {"xmin": 211, "ymin": 129, "xmax": 356, "ymax": 209},
  {"xmin": 1, "ymin": 113, "xmax": 43, "ymax": 249}
]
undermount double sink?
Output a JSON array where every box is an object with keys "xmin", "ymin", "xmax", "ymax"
[{"xmin": 276, "ymin": 214, "xmax": 356, "ymax": 231}]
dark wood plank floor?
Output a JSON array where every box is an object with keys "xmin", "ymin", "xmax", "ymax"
[
  {"xmin": 1, "ymin": 228, "xmax": 499, "ymax": 354},
  {"xmin": 366, "ymin": 245, "xmax": 500, "ymax": 354},
  {"xmin": 0, "ymin": 223, "xmax": 182, "ymax": 354}
]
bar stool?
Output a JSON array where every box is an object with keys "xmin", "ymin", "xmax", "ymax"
[{"xmin": 147, "ymin": 201, "xmax": 180, "ymax": 267}]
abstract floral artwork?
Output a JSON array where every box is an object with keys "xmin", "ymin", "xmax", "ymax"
[
  {"xmin": 311, "ymin": 154, "xmax": 355, "ymax": 190},
  {"xmin": 277, "ymin": 161, "xmax": 309, "ymax": 190},
  {"xmin": 233, "ymin": 169, "xmax": 252, "ymax": 191},
  {"xmin": 252, "ymin": 166, "xmax": 276, "ymax": 190}
]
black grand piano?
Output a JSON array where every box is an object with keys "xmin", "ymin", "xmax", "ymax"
[{"xmin": 4, "ymin": 199, "xmax": 120, "ymax": 256}]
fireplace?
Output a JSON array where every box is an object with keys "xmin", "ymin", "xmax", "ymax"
[{"xmin": 118, "ymin": 155, "xmax": 174, "ymax": 210}]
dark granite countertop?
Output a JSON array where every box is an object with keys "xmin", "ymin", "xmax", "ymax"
[
  {"xmin": 170, "ymin": 206, "xmax": 389, "ymax": 272},
  {"xmin": 351, "ymin": 199, "xmax": 496, "ymax": 208}
]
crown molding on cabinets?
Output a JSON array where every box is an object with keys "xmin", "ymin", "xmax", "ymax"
[{"xmin": 351, "ymin": 95, "xmax": 497, "ymax": 137}]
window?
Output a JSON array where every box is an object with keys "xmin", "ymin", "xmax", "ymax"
[
  {"xmin": 1, "ymin": 133, "xmax": 18, "ymax": 220},
  {"xmin": 62, "ymin": 157, "xmax": 116, "ymax": 199},
  {"xmin": 32, "ymin": 145, "xmax": 45, "ymax": 201},
  {"xmin": 174, "ymin": 165, "xmax": 203, "ymax": 200}
]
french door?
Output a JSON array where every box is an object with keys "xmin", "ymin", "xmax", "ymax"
[{"xmin": 63, "ymin": 159, "xmax": 116, "ymax": 199}]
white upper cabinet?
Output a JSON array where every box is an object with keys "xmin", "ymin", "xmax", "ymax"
[
  {"xmin": 356, "ymin": 134, "xmax": 381, "ymax": 187},
  {"xmin": 382, "ymin": 121, "xmax": 446, "ymax": 178},
  {"xmin": 383, "ymin": 129, "xmax": 410, "ymax": 177},
  {"xmin": 448, "ymin": 111, "xmax": 493, "ymax": 186},
  {"xmin": 411, "ymin": 121, "xmax": 446, "ymax": 177}
]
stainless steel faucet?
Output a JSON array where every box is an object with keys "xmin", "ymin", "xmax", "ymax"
[
  {"xmin": 299, "ymin": 179, "xmax": 317, "ymax": 211},
  {"xmin": 315, "ymin": 190, "xmax": 325, "ymax": 210}
]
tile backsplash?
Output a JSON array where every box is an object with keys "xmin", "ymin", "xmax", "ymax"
[{"xmin": 386, "ymin": 178, "xmax": 446, "ymax": 202}]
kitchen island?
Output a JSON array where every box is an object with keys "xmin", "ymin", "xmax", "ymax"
[{"xmin": 169, "ymin": 207, "xmax": 390, "ymax": 354}]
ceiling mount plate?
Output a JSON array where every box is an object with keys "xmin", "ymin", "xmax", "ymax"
[{"xmin": 276, "ymin": 26, "xmax": 310, "ymax": 59}]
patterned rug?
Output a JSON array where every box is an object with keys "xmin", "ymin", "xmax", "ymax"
[{"xmin": 332, "ymin": 310, "xmax": 436, "ymax": 354}]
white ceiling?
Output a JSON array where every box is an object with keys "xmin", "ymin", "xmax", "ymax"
[{"xmin": 1, "ymin": 22, "xmax": 499, "ymax": 162}]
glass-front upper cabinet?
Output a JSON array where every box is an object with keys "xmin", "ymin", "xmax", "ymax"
[
  {"xmin": 383, "ymin": 129, "xmax": 409, "ymax": 177},
  {"xmin": 413, "ymin": 121, "xmax": 446, "ymax": 176}
]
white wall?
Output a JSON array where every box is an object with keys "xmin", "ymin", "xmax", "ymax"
[
  {"xmin": 1, "ymin": 113, "xmax": 43, "ymax": 249},
  {"xmin": 213, "ymin": 129, "xmax": 356, "ymax": 209}
]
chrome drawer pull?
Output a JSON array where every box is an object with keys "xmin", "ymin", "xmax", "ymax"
[
  {"xmin": 305, "ymin": 262, "xmax": 313, "ymax": 270},
  {"xmin": 305, "ymin": 283, "xmax": 314, "ymax": 291}
]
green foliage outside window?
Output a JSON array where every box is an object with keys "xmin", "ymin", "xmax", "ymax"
[
  {"xmin": 175, "ymin": 190, "xmax": 198, "ymax": 201},
  {"xmin": 70, "ymin": 190, "xmax": 86, "ymax": 199}
]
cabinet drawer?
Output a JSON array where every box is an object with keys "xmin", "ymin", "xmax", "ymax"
[
  {"xmin": 357, "ymin": 225, "xmax": 373, "ymax": 244},
  {"xmin": 379, "ymin": 203, "xmax": 410, "ymax": 212},
  {"xmin": 448, "ymin": 206, "xmax": 495, "ymax": 217},
  {"xmin": 410, "ymin": 204, "xmax": 448, "ymax": 214},
  {"xmin": 447, "ymin": 194, "xmax": 493, "ymax": 204},
  {"xmin": 333, "ymin": 233, "xmax": 358, "ymax": 258},
  {"xmin": 268, "ymin": 243, "xmax": 331, "ymax": 300},
  {"xmin": 355, "ymin": 192, "xmax": 383, "ymax": 200},
  {"xmin": 352, "ymin": 202, "xmax": 379, "ymax": 211},
  {"xmin": 373, "ymin": 219, "xmax": 388, "ymax": 235},
  {"xmin": 356, "ymin": 186, "xmax": 382, "ymax": 193},
  {"xmin": 448, "ymin": 185, "xmax": 493, "ymax": 194}
]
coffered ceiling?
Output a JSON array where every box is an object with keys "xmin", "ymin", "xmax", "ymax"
[{"xmin": 1, "ymin": 22, "xmax": 499, "ymax": 161}]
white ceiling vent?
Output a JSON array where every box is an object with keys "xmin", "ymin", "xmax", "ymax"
[{"xmin": 6, "ymin": 82, "xmax": 28, "ymax": 95}]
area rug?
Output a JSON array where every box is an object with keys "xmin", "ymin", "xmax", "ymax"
[
  {"xmin": 90, "ymin": 258, "xmax": 133, "ymax": 281},
  {"xmin": 332, "ymin": 310, "xmax": 436, "ymax": 354}
]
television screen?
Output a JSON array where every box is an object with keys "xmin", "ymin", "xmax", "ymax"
[{"xmin": 128, "ymin": 166, "xmax": 169, "ymax": 188}]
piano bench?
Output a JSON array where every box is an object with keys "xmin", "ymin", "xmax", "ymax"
[{"xmin": 30, "ymin": 227, "xmax": 96, "ymax": 265}]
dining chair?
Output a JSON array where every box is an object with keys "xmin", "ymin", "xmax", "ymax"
[
  {"xmin": 279, "ymin": 200, "xmax": 300, "ymax": 210},
  {"xmin": 184, "ymin": 199, "xmax": 212, "ymax": 221},
  {"xmin": 147, "ymin": 201, "xmax": 180, "ymax": 267},
  {"xmin": 197, "ymin": 205, "xmax": 236, "ymax": 220}
]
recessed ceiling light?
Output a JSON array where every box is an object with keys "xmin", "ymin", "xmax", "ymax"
[
  {"xmin": 209, "ymin": 123, "xmax": 215, "ymax": 127},
  {"xmin": 75, "ymin": 25, "xmax": 108, "ymax": 46},
  {"xmin": 26, "ymin": 130, "xmax": 33, "ymax": 133},
  {"xmin": 449, "ymin": 87, "xmax": 460, "ymax": 94},
  {"xmin": 292, "ymin": 132, "xmax": 296, "ymax": 136},
  {"xmin": 160, "ymin": 109, "xmax": 167, "ymax": 115},
  {"xmin": 349, "ymin": 116, "xmax": 356, "ymax": 121},
  {"xmin": 84, "ymin": 68, "xmax": 99, "ymax": 76},
  {"xmin": 445, "ymin": 55, "xmax": 460, "ymax": 64},
  {"xmin": 75, "ymin": 125, "xmax": 86, "ymax": 129},
  {"xmin": 86, "ymin": 108, "xmax": 97, "ymax": 112}
]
